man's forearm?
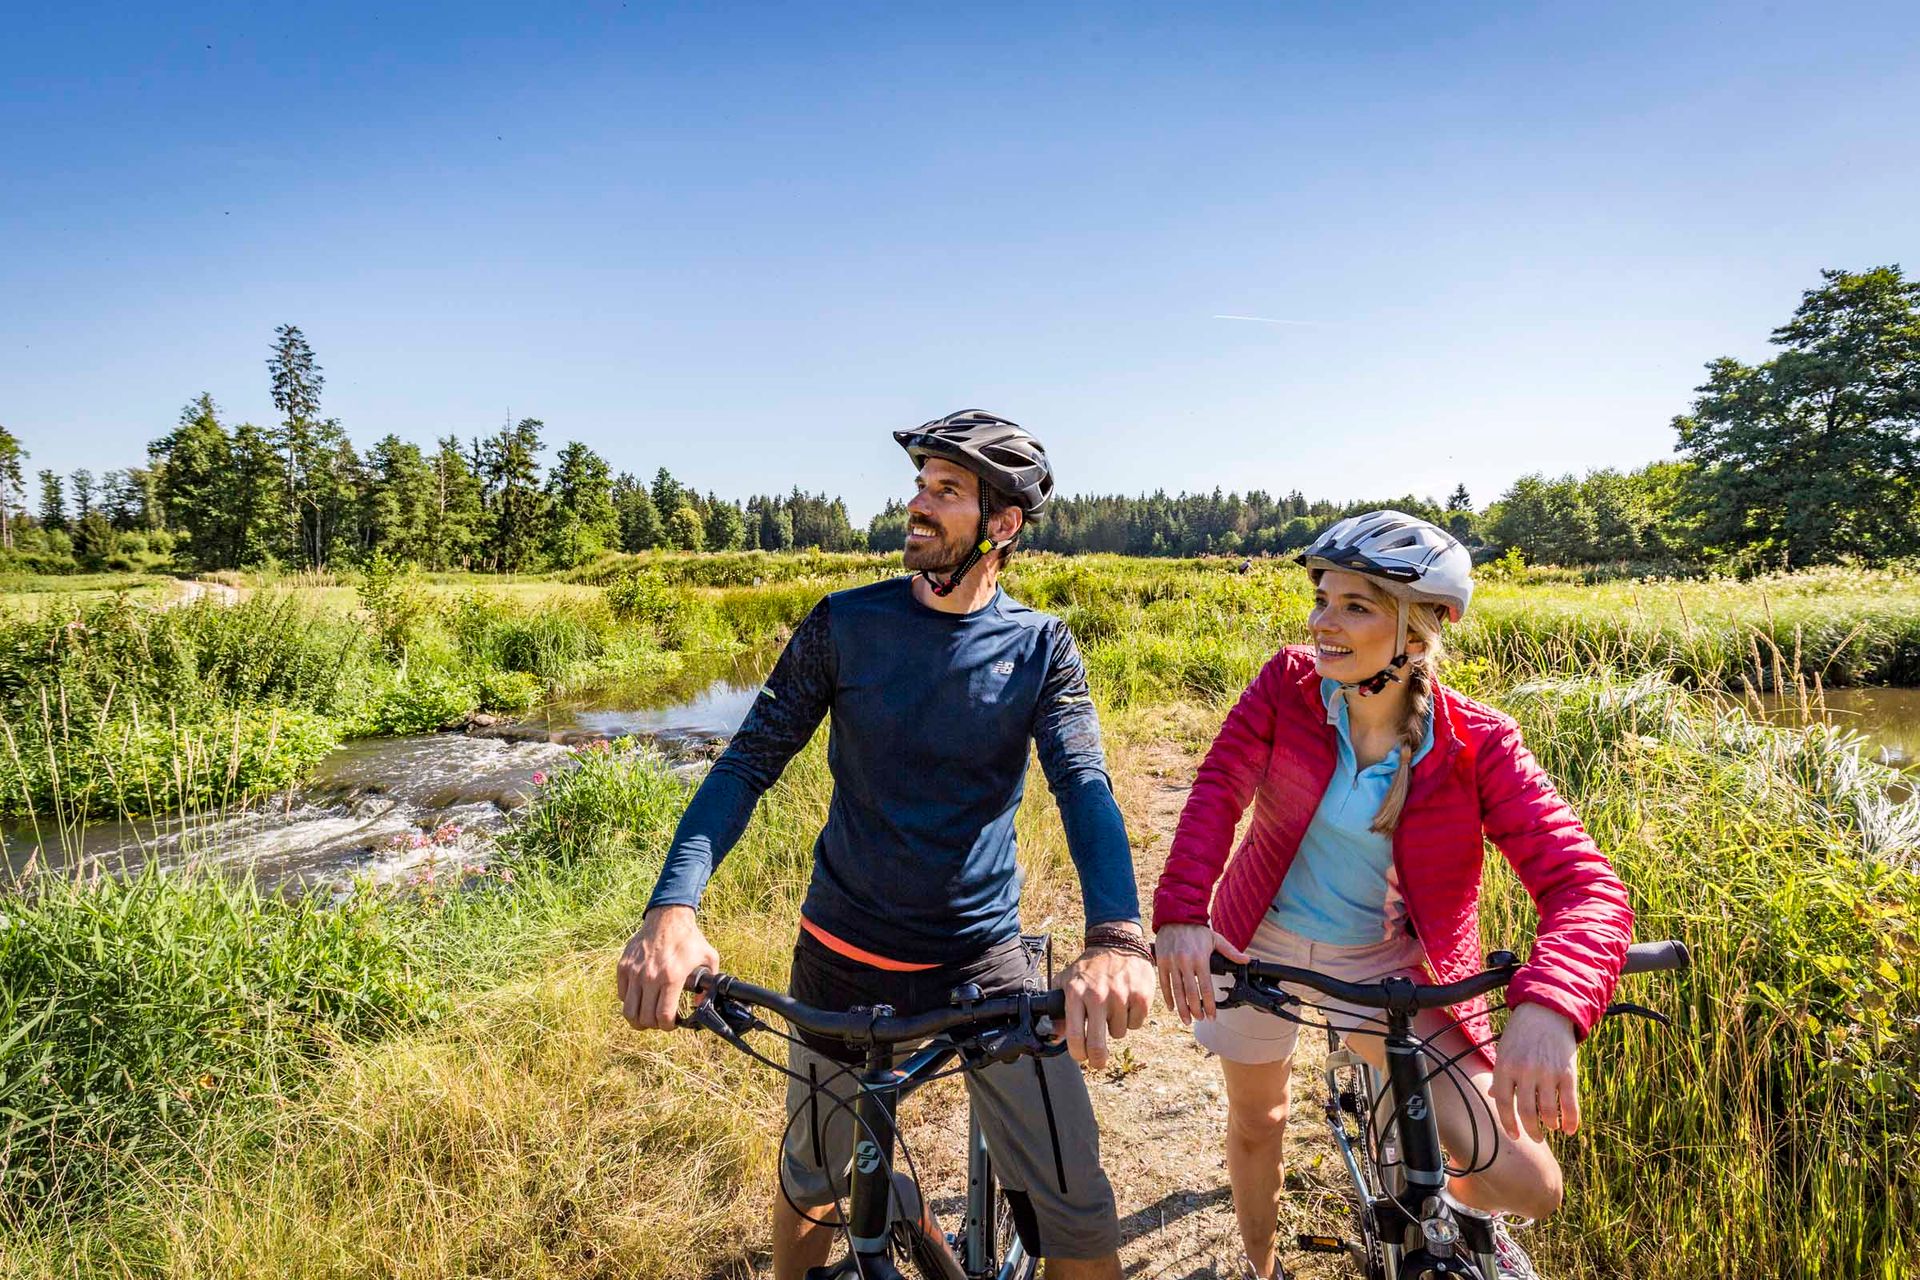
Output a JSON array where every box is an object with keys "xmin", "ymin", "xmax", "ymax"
[
  {"xmin": 644, "ymin": 767, "xmax": 761, "ymax": 913},
  {"xmin": 1055, "ymin": 773, "xmax": 1141, "ymax": 928}
]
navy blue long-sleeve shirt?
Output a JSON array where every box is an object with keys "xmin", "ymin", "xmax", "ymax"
[{"xmin": 645, "ymin": 576, "xmax": 1139, "ymax": 965}]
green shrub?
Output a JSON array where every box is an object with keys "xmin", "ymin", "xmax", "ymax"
[
  {"xmin": 500, "ymin": 739, "xmax": 689, "ymax": 869},
  {"xmin": 362, "ymin": 673, "xmax": 478, "ymax": 736},
  {"xmin": 477, "ymin": 669, "xmax": 543, "ymax": 714},
  {"xmin": 604, "ymin": 571, "xmax": 681, "ymax": 631},
  {"xmin": 0, "ymin": 704, "xmax": 337, "ymax": 819},
  {"xmin": 357, "ymin": 552, "xmax": 431, "ymax": 662}
]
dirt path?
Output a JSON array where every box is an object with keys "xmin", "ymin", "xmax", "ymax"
[
  {"xmin": 1084, "ymin": 736, "xmax": 1352, "ymax": 1280},
  {"xmin": 167, "ymin": 578, "xmax": 243, "ymax": 608}
]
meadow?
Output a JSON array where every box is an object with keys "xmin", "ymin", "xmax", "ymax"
[{"xmin": 0, "ymin": 554, "xmax": 1916, "ymax": 1277}]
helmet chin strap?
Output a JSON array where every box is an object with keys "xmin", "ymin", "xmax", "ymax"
[
  {"xmin": 1328, "ymin": 600, "xmax": 1410, "ymax": 719},
  {"xmin": 922, "ymin": 488, "xmax": 999, "ymax": 598}
]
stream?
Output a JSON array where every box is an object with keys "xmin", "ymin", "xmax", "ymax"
[
  {"xmin": 1754, "ymin": 686, "xmax": 1920, "ymax": 771},
  {"xmin": 7, "ymin": 657, "xmax": 1913, "ymax": 893},
  {"xmin": 1, "ymin": 648, "xmax": 775, "ymax": 892}
]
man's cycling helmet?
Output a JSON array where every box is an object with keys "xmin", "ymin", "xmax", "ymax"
[
  {"xmin": 1297, "ymin": 510, "xmax": 1474, "ymax": 622},
  {"xmin": 894, "ymin": 410, "xmax": 1054, "ymax": 515}
]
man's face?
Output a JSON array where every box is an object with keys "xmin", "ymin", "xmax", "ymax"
[{"xmin": 904, "ymin": 458, "xmax": 985, "ymax": 572}]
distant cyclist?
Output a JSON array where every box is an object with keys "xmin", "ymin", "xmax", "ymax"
[
  {"xmin": 619, "ymin": 411, "xmax": 1155, "ymax": 1280},
  {"xmin": 1152, "ymin": 511, "xmax": 1635, "ymax": 1280}
]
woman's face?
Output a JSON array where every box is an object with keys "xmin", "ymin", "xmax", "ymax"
[{"xmin": 1308, "ymin": 569, "xmax": 1412, "ymax": 681}]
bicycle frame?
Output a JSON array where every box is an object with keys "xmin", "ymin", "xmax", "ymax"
[{"xmin": 685, "ymin": 962, "xmax": 1065, "ymax": 1280}]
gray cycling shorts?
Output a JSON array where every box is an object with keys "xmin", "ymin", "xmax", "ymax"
[{"xmin": 780, "ymin": 1035, "xmax": 1120, "ymax": 1260}]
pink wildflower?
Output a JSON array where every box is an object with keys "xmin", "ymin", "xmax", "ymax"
[
  {"xmin": 499, "ymin": 867, "xmax": 515, "ymax": 884},
  {"xmin": 531, "ymin": 771, "xmax": 548, "ymax": 786}
]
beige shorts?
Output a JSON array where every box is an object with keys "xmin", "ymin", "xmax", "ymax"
[{"xmin": 1193, "ymin": 917, "xmax": 1427, "ymax": 1065}]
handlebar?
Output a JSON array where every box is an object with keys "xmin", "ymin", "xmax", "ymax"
[
  {"xmin": 1209, "ymin": 939, "xmax": 1691, "ymax": 1013},
  {"xmin": 682, "ymin": 967, "xmax": 1069, "ymax": 1047}
]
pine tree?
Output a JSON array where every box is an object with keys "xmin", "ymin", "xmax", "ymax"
[
  {"xmin": 480, "ymin": 419, "xmax": 547, "ymax": 572},
  {"xmin": 0, "ymin": 426, "xmax": 25, "ymax": 550},
  {"xmin": 70, "ymin": 469, "xmax": 95, "ymax": 521},
  {"xmin": 363, "ymin": 435, "xmax": 433, "ymax": 563},
  {"xmin": 650, "ymin": 467, "xmax": 685, "ymax": 520},
  {"xmin": 150, "ymin": 395, "xmax": 237, "ymax": 568},
  {"xmin": 424, "ymin": 437, "xmax": 485, "ymax": 570},
  {"xmin": 267, "ymin": 324, "xmax": 327, "ymax": 565},
  {"xmin": 37, "ymin": 471, "xmax": 65, "ymax": 531},
  {"xmin": 101, "ymin": 471, "xmax": 144, "ymax": 530},
  {"xmin": 703, "ymin": 493, "xmax": 746, "ymax": 551},
  {"xmin": 231, "ymin": 423, "xmax": 289, "ymax": 568},
  {"xmin": 544, "ymin": 441, "xmax": 620, "ymax": 567},
  {"xmin": 613, "ymin": 472, "xmax": 662, "ymax": 551}
]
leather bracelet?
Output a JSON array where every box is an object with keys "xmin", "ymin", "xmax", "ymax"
[{"xmin": 1083, "ymin": 924, "xmax": 1153, "ymax": 963}]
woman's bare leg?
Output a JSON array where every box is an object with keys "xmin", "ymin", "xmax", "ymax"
[{"xmin": 1219, "ymin": 1055, "xmax": 1295, "ymax": 1278}]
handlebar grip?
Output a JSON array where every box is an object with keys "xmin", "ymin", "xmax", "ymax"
[
  {"xmin": 672, "ymin": 967, "xmax": 718, "ymax": 1031},
  {"xmin": 1621, "ymin": 940, "xmax": 1690, "ymax": 976}
]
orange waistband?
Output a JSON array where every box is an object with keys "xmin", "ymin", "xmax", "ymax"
[{"xmin": 799, "ymin": 916, "xmax": 940, "ymax": 972}]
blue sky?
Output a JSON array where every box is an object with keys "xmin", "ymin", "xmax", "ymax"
[{"xmin": 3, "ymin": 1, "xmax": 1916, "ymax": 521}]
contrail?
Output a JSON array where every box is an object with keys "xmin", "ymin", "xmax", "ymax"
[{"xmin": 1212, "ymin": 314, "xmax": 1327, "ymax": 327}]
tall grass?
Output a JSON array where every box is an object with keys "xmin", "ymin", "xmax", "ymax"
[
  {"xmin": 0, "ymin": 866, "xmax": 442, "ymax": 1213},
  {"xmin": 0, "ymin": 595, "xmax": 372, "ymax": 821},
  {"xmin": 1469, "ymin": 675, "xmax": 1919, "ymax": 1276}
]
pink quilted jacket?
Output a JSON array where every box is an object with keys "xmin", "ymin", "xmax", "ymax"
[{"xmin": 1151, "ymin": 646, "xmax": 1634, "ymax": 1057}]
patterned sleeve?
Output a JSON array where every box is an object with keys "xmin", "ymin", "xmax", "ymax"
[
  {"xmin": 645, "ymin": 598, "xmax": 837, "ymax": 913},
  {"xmin": 1032, "ymin": 622, "xmax": 1141, "ymax": 926}
]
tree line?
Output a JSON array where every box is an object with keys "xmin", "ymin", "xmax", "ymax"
[
  {"xmin": 0, "ymin": 267, "xmax": 1911, "ymax": 575},
  {"xmin": 0, "ymin": 326, "xmax": 859, "ymax": 574}
]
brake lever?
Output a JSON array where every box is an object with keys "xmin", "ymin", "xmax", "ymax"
[
  {"xmin": 1216, "ymin": 972, "xmax": 1297, "ymax": 1017},
  {"xmin": 961, "ymin": 994, "xmax": 1070, "ymax": 1066},
  {"xmin": 1603, "ymin": 1000, "xmax": 1673, "ymax": 1027},
  {"xmin": 678, "ymin": 993, "xmax": 761, "ymax": 1048}
]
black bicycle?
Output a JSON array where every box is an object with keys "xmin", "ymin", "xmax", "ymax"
[
  {"xmin": 1212, "ymin": 938, "xmax": 1691, "ymax": 1280},
  {"xmin": 678, "ymin": 959, "xmax": 1067, "ymax": 1280}
]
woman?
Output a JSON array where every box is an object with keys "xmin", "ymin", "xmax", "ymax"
[{"xmin": 1152, "ymin": 511, "xmax": 1633, "ymax": 1280}]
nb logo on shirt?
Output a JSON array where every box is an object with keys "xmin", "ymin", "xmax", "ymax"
[{"xmin": 992, "ymin": 661, "xmax": 1016, "ymax": 676}]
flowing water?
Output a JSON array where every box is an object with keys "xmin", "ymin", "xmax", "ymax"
[
  {"xmin": 12, "ymin": 656, "xmax": 1913, "ymax": 893},
  {"xmin": 2, "ymin": 648, "xmax": 776, "ymax": 892}
]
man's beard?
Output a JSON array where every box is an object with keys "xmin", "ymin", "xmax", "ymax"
[{"xmin": 902, "ymin": 521, "xmax": 973, "ymax": 573}]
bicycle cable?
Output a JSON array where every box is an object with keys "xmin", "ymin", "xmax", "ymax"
[
  {"xmin": 702, "ymin": 995, "xmax": 1035, "ymax": 1257},
  {"xmin": 1246, "ymin": 985, "xmax": 1506, "ymax": 1185}
]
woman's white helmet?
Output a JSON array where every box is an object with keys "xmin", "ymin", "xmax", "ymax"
[{"xmin": 1297, "ymin": 510, "xmax": 1474, "ymax": 622}]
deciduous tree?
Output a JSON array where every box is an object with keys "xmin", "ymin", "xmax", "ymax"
[{"xmin": 1675, "ymin": 266, "xmax": 1920, "ymax": 565}]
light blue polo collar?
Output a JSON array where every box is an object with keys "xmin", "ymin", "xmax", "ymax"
[{"xmin": 1319, "ymin": 677, "xmax": 1434, "ymax": 774}]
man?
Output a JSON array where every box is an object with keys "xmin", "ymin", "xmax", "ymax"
[{"xmin": 619, "ymin": 410, "xmax": 1154, "ymax": 1280}]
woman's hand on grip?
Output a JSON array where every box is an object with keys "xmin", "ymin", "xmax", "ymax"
[{"xmin": 1153, "ymin": 923, "xmax": 1249, "ymax": 1025}]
